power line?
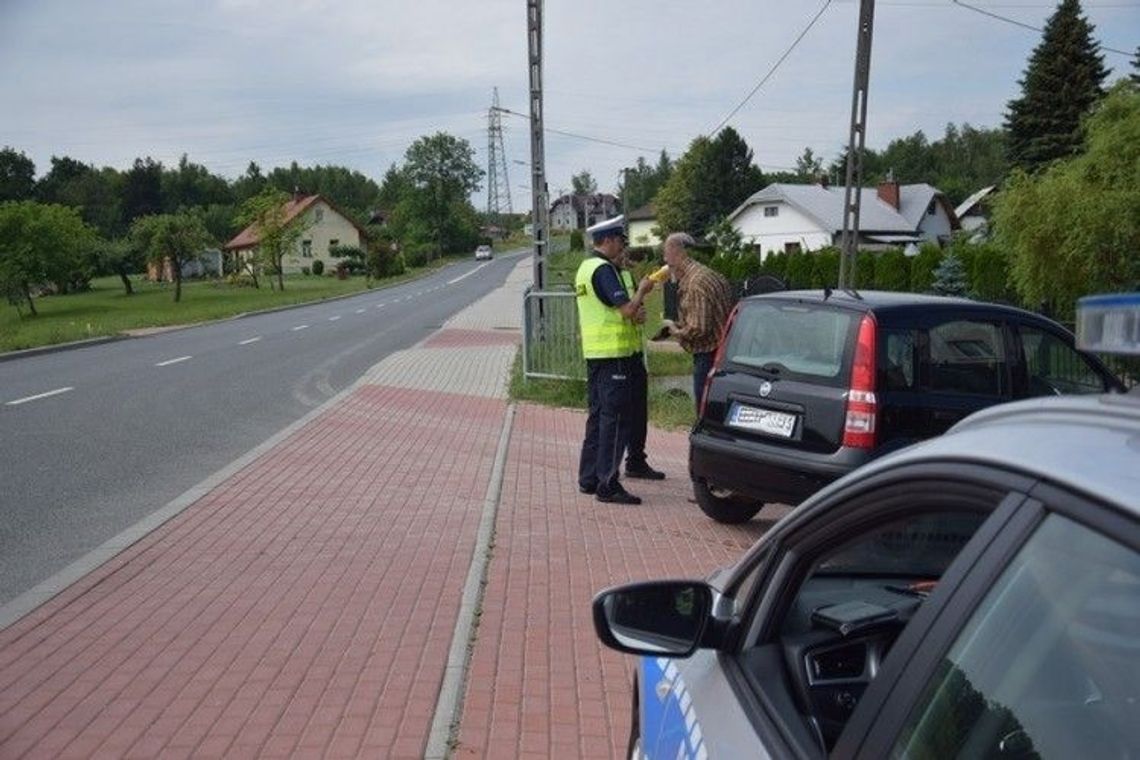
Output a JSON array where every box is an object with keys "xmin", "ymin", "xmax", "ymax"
[
  {"xmin": 709, "ymin": 0, "xmax": 833, "ymax": 135},
  {"xmin": 950, "ymin": 0, "xmax": 1136, "ymax": 56},
  {"xmin": 492, "ymin": 106, "xmax": 664, "ymax": 153}
]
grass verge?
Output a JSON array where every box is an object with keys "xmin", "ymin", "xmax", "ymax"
[{"xmin": 1, "ymin": 254, "xmax": 469, "ymax": 353}]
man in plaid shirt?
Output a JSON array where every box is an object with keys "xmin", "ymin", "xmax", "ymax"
[{"xmin": 661, "ymin": 232, "xmax": 737, "ymax": 410}]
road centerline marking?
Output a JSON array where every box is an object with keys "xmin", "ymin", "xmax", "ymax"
[
  {"xmin": 291, "ymin": 325, "xmax": 309, "ymax": 332},
  {"xmin": 328, "ymin": 316, "xmax": 341, "ymax": 321},
  {"xmin": 155, "ymin": 356, "xmax": 192, "ymax": 367},
  {"xmin": 5, "ymin": 387, "xmax": 75, "ymax": 406},
  {"xmin": 239, "ymin": 337, "xmax": 262, "ymax": 345}
]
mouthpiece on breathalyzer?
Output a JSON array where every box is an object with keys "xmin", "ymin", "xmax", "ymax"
[{"xmin": 649, "ymin": 265, "xmax": 670, "ymax": 284}]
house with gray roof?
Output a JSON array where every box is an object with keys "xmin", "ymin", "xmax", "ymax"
[{"xmin": 727, "ymin": 179, "xmax": 959, "ymax": 257}]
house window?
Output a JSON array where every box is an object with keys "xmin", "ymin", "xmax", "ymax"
[
  {"xmin": 328, "ymin": 239, "xmax": 340, "ymax": 256},
  {"xmin": 764, "ymin": 206, "xmax": 779, "ymax": 217},
  {"xmin": 927, "ymin": 201, "xmax": 937, "ymax": 216},
  {"xmin": 315, "ymin": 207, "xmax": 324, "ymax": 223},
  {"xmin": 301, "ymin": 240, "xmax": 312, "ymax": 258},
  {"xmin": 784, "ymin": 242, "xmax": 801, "ymax": 254}
]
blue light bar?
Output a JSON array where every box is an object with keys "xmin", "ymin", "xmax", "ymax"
[{"xmin": 1076, "ymin": 293, "xmax": 1140, "ymax": 355}]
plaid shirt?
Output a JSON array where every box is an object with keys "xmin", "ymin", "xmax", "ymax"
[{"xmin": 674, "ymin": 260, "xmax": 735, "ymax": 354}]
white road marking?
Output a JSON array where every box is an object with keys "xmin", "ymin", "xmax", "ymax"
[
  {"xmin": 291, "ymin": 324, "xmax": 309, "ymax": 331},
  {"xmin": 355, "ymin": 308, "xmax": 366, "ymax": 314},
  {"xmin": 328, "ymin": 316, "xmax": 341, "ymax": 321},
  {"xmin": 155, "ymin": 356, "xmax": 192, "ymax": 367},
  {"xmin": 6, "ymin": 386, "xmax": 75, "ymax": 406},
  {"xmin": 375, "ymin": 303, "xmax": 385, "ymax": 309},
  {"xmin": 447, "ymin": 262, "xmax": 489, "ymax": 285},
  {"xmin": 239, "ymin": 337, "xmax": 262, "ymax": 345}
]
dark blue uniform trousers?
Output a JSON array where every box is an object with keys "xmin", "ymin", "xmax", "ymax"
[{"xmin": 578, "ymin": 355, "xmax": 634, "ymax": 496}]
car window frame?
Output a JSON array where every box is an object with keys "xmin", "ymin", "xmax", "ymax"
[
  {"xmin": 1009, "ymin": 315, "xmax": 1121, "ymax": 397},
  {"xmin": 714, "ymin": 462, "xmax": 1036, "ymax": 758},
  {"xmin": 843, "ymin": 483, "xmax": 1140, "ymax": 759}
]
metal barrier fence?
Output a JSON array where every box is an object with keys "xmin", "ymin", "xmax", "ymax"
[{"xmin": 522, "ymin": 287, "xmax": 585, "ymax": 381}]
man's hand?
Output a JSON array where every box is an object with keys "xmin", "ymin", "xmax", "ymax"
[
  {"xmin": 637, "ymin": 276, "xmax": 654, "ymax": 295},
  {"xmin": 662, "ymin": 318, "xmax": 677, "ymax": 336}
]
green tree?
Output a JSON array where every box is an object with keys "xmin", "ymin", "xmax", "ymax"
[
  {"xmin": 0, "ymin": 148, "xmax": 36, "ymax": 202},
  {"xmin": 655, "ymin": 128, "xmax": 765, "ymax": 237},
  {"xmin": 794, "ymin": 147, "xmax": 823, "ymax": 181},
  {"xmin": 235, "ymin": 188, "xmax": 310, "ymax": 292},
  {"xmin": 161, "ymin": 154, "xmax": 232, "ymax": 213},
  {"xmin": 931, "ymin": 252, "xmax": 969, "ymax": 296},
  {"xmin": 0, "ymin": 202, "xmax": 97, "ymax": 316},
  {"xmin": 910, "ymin": 243, "xmax": 943, "ymax": 293},
  {"xmin": 995, "ymin": 82, "xmax": 1140, "ymax": 318},
  {"xmin": 92, "ymin": 238, "xmax": 145, "ymax": 296},
  {"xmin": 1132, "ymin": 45, "xmax": 1139, "ymax": 87},
  {"xmin": 619, "ymin": 151, "xmax": 673, "ymax": 212},
  {"xmin": 401, "ymin": 132, "xmax": 483, "ymax": 257},
  {"xmin": 232, "ymin": 161, "xmax": 267, "ymax": 204},
  {"xmin": 874, "ymin": 249, "xmax": 910, "ymax": 291},
  {"xmin": 571, "ymin": 170, "xmax": 597, "ymax": 196},
  {"xmin": 122, "ymin": 157, "xmax": 165, "ymax": 224},
  {"xmin": 130, "ymin": 211, "xmax": 211, "ymax": 303},
  {"xmin": 1004, "ymin": 0, "xmax": 1108, "ymax": 173}
]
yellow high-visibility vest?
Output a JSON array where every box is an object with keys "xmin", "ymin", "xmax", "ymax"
[{"xmin": 575, "ymin": 257, "xmax": 640, "ymax": 359}]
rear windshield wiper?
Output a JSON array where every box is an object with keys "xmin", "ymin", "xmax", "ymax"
[{"xmin": 732, "ymin": 357, "xmax": 786, "ymax": 376}]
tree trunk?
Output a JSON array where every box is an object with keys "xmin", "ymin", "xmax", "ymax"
[
  {"xmin": 277, "ymin": 256, "xmax": 285, "ymax": 291},
  {"xmin": 23, "ymin": 283, "xmax": 37, "ymax": 317},
  {"xmin": 118, "ymin": 267, "xmax": 134, "ymax": 296},
  {"xmin": 173, "ymin": 265, "xmax": 182, "ymax": 302}
]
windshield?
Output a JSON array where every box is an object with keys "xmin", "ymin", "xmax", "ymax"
[{"xmin": 724, "ymin": 302, "xmax": 858, "ymax": 383}]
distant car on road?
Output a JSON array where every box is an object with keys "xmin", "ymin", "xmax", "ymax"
[
  {"xmin": 475, "ymin": 244, "xmax": 493, "ymax": 261},
  {"xmin": 689, "ymin": 290, "xmax": 1124, "ymax": 523}
]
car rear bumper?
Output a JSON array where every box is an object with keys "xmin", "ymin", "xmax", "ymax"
[{"xmin": 689, "ymin": 430, "xmax": 872, "ymax": 505}]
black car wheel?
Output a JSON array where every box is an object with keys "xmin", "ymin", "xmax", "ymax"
[{"xmin": 693, "ymin": 480, "xmax": 764, "ymax": 524}]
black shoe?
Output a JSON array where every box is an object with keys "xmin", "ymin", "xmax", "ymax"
[
  {"xmin": 578, "ymin": 483, "xmax": 596, "ymax": 495},
  {"xmin": 625, "ymin": 462, "xmax": 665, "ymax": 480},
  {"xmin": 596, "ymin": 487, "xmax": 642, "ymax": 505}
]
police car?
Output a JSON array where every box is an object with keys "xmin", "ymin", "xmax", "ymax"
[{"xmin": 594, "ymin": 294, "xmax": 1140, "ymax": 759}]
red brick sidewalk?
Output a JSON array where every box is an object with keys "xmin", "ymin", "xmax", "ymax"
[
  {"xmin": 0, "ymin": 386, "xmax": 505, "ymax": 759},
  {"xmin": 0, "ymin": 335, "xmax": 784, "ymax": 759}
]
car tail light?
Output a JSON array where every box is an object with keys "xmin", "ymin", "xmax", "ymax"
[
  {"xmin": 843, "ymin": 313, "xmax": 878, "ymax": 449},
  {"xmin": 699, "ymin": 304, "xmax": 741, "ymax": 418}
]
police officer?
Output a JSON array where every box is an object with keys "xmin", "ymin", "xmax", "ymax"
[{"xmin": 576, "ymin": 217, "xmax": 656, "ymax": 504}]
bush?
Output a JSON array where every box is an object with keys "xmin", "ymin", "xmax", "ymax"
[
  {"xmin": 311, "ymin": 259, "xmax": 325, "ymax": 276},
  {"xmin": 759, "ymin": 250, "xmax": 788, "ymax": 280},
  {"xmin": 809, "ymin": 247, "xmax": 841, "ymax": 288},
  {"xmin": 853, "ymin": 251, "xmax": 875, "ymax": 288},
  {"xmin": 569, "ymin": 229, "xmax": 584, "ymax": 251},
  {"xmin": 301, "ymin": 266, "xmax": 311, "ymax": 276},
  {"xmin": 909, "ymin": 243, "xmax": 943, "ymax": 293},
  {"xmin": 785, "ymin": 250, "xmax": 814, "ymax": 289},
  {"xmin": 874, "ymin": 249, "xmax": 910, "ymax": 291}
]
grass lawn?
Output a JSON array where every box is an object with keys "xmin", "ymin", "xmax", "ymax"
[{"xmin": 0, "ymin": 255, "xmax": 468, "ymax": 353}]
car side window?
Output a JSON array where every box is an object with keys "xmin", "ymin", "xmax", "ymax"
[
  {"xmin": 879, "ymin": 329, "xmax": 918, "ymax": 391},
  {"xmin": 926, "ymin": 320, "xmax": 1005, "ymax": 396},
  {"xmin": 1019, "ymin": 325, "xmax": 1108, "ymax": 396},
  {"xmin": 889, "ymin": 514, "xmax": 1140, "ymax": 759}
]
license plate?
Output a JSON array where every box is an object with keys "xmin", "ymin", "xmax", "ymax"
[{"xmin": 728, "ymin": 402, "xmax": 797, "ymax": 438}]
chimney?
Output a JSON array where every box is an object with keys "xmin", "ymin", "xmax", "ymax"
[{"xmin": 877, "ymin": 170, "xmax": 900, "ymax": 210}]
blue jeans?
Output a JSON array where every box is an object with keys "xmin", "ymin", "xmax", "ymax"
[{"xmin": 693, "ymin": 351, "xmax": 714, "ymax": 412}]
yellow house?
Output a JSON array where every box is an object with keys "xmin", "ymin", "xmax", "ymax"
[
  {"xmin": 627, "ymin": 203, "xmax": 661, "ymax": 247},
  {"xmin": 224, "ymin": 194, "xmax": 368, "ymax": 274}
]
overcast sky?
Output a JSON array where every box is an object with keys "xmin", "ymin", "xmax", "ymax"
[{"xmin": 2, "ymin": 0, "xmax": 1137, "ymax": 206}]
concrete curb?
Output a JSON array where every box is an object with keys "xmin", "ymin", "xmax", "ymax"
[
  {"xmin": 424, "ymin": 403, "xmax": 516, "ymax": 760},
  {"xmin": 0, "ymin": 335, "xmax": 129, "ymax": 364}
]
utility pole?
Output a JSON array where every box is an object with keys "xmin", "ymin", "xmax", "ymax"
[
  {"xmin": 527, "ymin": 0, "xmax": 550, "ymax": 291},
  {"xmin": 486, "ymin": 88, "xmax": 512, "ymax": 236},
  {"xmin": 838, "ymin": 0, "xmax": 876, "ymax": 291}
]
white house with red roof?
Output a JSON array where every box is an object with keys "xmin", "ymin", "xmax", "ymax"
[{"xmin": 224, "ymin": 194, "xmax": 368, "ymax": 275}]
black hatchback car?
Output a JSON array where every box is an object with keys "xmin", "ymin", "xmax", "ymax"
[{"xmin": 689, "ymin": 290, "xmax": 1124, "ymax": 523}]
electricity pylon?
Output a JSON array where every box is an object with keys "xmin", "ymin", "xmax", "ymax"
[{"xmin": 486, "ymin": 87, "xmax": 513, "ymax": 235}]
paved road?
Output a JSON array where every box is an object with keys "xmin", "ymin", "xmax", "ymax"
[{"xmin": 0, "ymin": 253, "xmax": 526, "ymax": 605}]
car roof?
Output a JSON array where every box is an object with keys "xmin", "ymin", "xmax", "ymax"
[
  {"xmin": 862, "ymin": 392, "xmax": 1140, "ymax": 515},
  {"xmin": 745, "ymin": 289, "xmax": 1049, "ymax": 321}
]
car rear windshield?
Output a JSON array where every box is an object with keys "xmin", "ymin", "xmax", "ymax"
[{"xmin": 724, "ymin": 301, "xmax": 858, "ymax": 383}]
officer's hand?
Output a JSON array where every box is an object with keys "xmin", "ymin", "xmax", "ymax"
[
  {"xmin": 633, "ymin": 306, "xmax": 647, "ymax": 324},
  {"xmin": 637, "ymin": 277, "xmax": 654, "ymax": 295}
]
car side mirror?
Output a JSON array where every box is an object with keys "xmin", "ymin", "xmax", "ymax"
[{"xmin": 592, "ymin": 580, "xmax": 712, "ymax": 658}]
